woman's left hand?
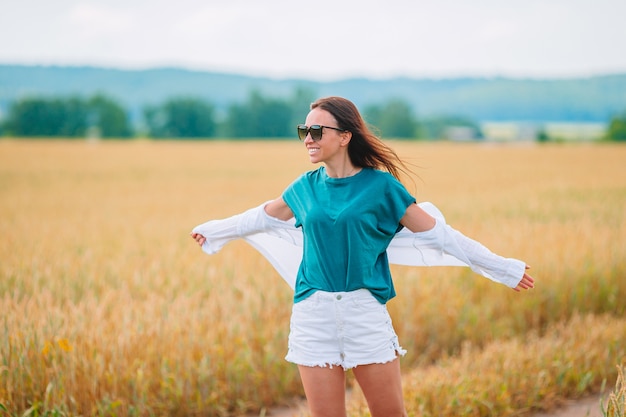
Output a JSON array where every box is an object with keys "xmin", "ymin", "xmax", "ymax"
[
  {"xmin": 513, "ymin": 265, "xmax": 535, "ymax": 291},
  {"xmin": 190, "ymin": 232, "xmax": 206, "ymax": 247}
]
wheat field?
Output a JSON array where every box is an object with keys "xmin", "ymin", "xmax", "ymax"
[{"xmin": 1, "ymin": 139, "xmax": 625, "ymax": 416}]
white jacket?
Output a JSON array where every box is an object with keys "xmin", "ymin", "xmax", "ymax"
[{"xmin": 192, "ymin": 202, "xmax": 526, "ymax": 290}]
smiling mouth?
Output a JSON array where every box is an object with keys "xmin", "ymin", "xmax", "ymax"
[{"xmin": 308, "ymin": 148, "xmax": 320, "ymax": 155}]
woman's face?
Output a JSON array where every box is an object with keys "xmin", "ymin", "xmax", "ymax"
[{"xmin": 303, "ymin": 108, "xmax": 348, "ymax": 165}]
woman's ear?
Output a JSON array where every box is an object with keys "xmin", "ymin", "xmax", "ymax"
[{"xmin": 340, "ymin": 131, "xmax": 352, "ymax": 147}]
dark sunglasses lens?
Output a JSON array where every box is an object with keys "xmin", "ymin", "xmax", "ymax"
[
  {"xmin": 297, "ymin": 125, "xmax": 307, "ymax": 140},
  {"xmin": 297, "ymin": 125, "xmax": 326, "ymax": 141},
  {"xmin": 309, "ymin": 125, "xmax": 323, "ymax": 141}
]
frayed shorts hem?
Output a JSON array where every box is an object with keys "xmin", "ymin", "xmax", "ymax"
[{"xmin": 285, "ymin": 346, "xmax": 407, "ymax": 370}]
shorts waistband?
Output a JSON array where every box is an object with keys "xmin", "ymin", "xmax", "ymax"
[{"xmin": 308, "ymin": 288, "xmax": 372, "ymax": 302}]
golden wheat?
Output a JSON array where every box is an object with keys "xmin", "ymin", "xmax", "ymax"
[
  {"xmin": 602, "ymin": 365, "xmax": 626, "ymax": 417},
  {"xmin": 0, "ymin": 140, "xmax": 624, "ymax": 416},
  {"xmin": 346, "ymin": 314, "xmax": 626, "ymax": 417}
]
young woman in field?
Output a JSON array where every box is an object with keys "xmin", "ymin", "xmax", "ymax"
[{"xmin": 191, "ymin": 96, "xmax": 535, "ymax": 417}]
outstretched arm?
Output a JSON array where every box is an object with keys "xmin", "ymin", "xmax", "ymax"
[
  {"xmin": 400, "ymin": 203, "xmax": 535, "ymax": 291},
  {"xmin": 191, "ymin": 197, "xmax": 294, "ymax": 249}
]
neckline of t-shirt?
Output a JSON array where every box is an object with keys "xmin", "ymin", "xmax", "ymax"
[{"xmin": 321, "ymin": 166, "xmax": 368, "ymax": 183}]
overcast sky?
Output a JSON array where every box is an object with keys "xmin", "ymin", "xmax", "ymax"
[{"xmin": 1, "ymin": 0, "xmax": 625, "ymax": 81}]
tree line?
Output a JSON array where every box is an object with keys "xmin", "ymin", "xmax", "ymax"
[
  {"xmin": 1, "ymin": 90, "xmax": 625, "ymax": 141},
  {"xmin": 0, "ymin": 89, "xmax": 431, "ymax": 140}
]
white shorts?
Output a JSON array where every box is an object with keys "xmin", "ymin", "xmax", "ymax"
[{"xmin": 285, "ymin": 289, "xmax": 406, "ymax": 370}]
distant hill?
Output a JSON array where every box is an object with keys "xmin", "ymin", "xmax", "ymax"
[{"xmin": 1, "ymin": 64, "xmax": 625, "ymax": 123}]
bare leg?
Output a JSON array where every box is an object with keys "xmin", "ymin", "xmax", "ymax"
[
  {"xmin": 352, "ymin": 358, "xmax": 407, "ymax": 417},
  {"xmin": 298, "ymin": 365, "xmax": 347, "ymax": 417}
]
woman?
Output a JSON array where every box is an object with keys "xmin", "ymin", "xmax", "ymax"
[{"xmin": 191, "ymin": 96, "xmax": 535, "ymax": 417}]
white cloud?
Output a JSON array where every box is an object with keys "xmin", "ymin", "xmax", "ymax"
[{"xmin": 67, "ymin": 3, "xmax": 134, "ymax": 35}]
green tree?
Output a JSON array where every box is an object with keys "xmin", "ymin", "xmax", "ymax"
[
  {"xmin": 88, "ymin": 94, "xmax": 133, "ymax": 138},
  {"xmin": 222, "ymin": 91, "xmax": 293, "ymax": 138},
  {"xmin": 363, "ymin": 99, "xmax": 419, "ymax": 139},
  {"xmin": 606, "ymin": 111, "xmax": 626, "ymax": 141},
  {"xmin": 3, "ymin": 96, "xmax": 89, "ymax": 137},
  {"xmin": 2, "ymin": 95, "xmax": 132, "ymax": 138},
  {"xmin": 144, "ymin": 97, "xmax": 216, "ymax": 138},
  {"xmin": 61, "ymin": 97, "xmax": 89, "ymax": 136},
  {"xmin": 222, "ymin": 101, "xmax": 254, "ymax": 137}
]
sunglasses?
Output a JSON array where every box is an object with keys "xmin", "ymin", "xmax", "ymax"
[{"xmin": 297, "ymin": 124, "xmax": 346, "ymax": 141}]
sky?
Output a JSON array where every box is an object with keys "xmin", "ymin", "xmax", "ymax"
[{"xmin": 1, "ymin": 0, "xmax": 625, "ymax": 81}]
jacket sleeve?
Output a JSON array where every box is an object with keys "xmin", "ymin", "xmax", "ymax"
[
  {"xmin": 191, "ymin": 201, "xmax": 282, "ymax": 254},
  {"xmin": 388, "ymin": 202, "xmax": 526, "ymax": 288},
  {"xmin": 191, "ymin": 202, "xmax": 303, "ymax": 288}
]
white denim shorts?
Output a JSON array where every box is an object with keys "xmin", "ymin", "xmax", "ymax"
[{"xmin": 285, "ymin": 288, "xmax": 406, "ymax": 370}]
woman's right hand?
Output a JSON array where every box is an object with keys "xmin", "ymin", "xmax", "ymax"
[
  {"xmin": 190, "ymin": 232, "xmax": 206, "ymax": 247},
  {"xmin": 512, "ymin": 266, "xmax": 535, "ymax": 292}
]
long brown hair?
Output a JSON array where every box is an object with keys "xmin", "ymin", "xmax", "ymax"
[{"xmin": 311, "ymin": 96, "xmax": 414, "ymax": 182}]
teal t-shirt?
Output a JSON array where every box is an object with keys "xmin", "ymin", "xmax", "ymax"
[{"xmin": 282, "ymin": 166, "xmax": 416, "ymax": 304}]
